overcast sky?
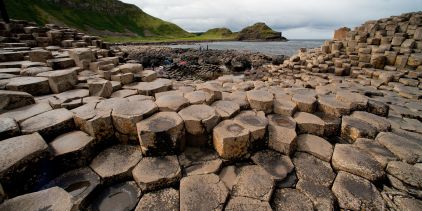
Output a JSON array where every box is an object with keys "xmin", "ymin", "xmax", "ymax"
[{"xmin": 121, "ymin": 0, "xmax": 422, "ymax": 39}]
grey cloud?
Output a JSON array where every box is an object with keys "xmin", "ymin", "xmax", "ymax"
[{"xmin": 122, "ymin": 0, "xmax": 422, "ymax": 39}]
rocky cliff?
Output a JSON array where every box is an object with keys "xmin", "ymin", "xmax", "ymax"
[{"xmin": 237, "ymin": 23, "xmax": 287, "ymax": 41}]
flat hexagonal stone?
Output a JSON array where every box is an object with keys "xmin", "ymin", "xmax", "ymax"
[
  {"xmin": 341, "ymin": 116, "xmax": 378, "ymax": 142},
  {"xmin": 0, "ymin": 187, "xmax": 73, "ymax": 211},
  {"xmin": 0, "ymin": 103, "xmax": 52, "ymax": 123},
  {"xmin": 20, "ymin": 108, "xmax": 75, "ymax": 140},
  {"xmin": 317, "ymin": 95, "xmax": 350, "ymax": 117},
  {"xmin": 272, "ymin": 188, "xmax": 314, "ymax": 211},
  {"xmin": 37, "ymin": 68, "xmax": 78, "ymax": 93},
  {"xmin": 332, "ymin": 171, "xmax": 385, "ymax": 210},
  {"xmin": 48, "ymin": 89, "xmax": 89, "ymax": 108},
  {"xmin": 184, "ymin": 90, "xmax": 213, "ymax": 104},
  {"xmin": 332, "ymin": 144, "xmax": 384, "ymax": 182},
  {"xmin": 198, "ymin": 82, "xmax": 224, "ymax": 100},
  {"xmin": 110, "ymin": 89, "xmax": 138, "ymax": 98},
  {"xmin": 251, "ymin": 150, "xmax": 294, "ymax": 181},
  {"xmin": 293, "ymin": 152, "xmax": 336, "ymax": 187},
  {"xmin": 223, "ymin": 91, "xmax": 249, "ymax": 109},
  {"xmin": 336, "ymin": 90, "xmax": 368, "ymax": 111},
  {"xmin": 351, "ymin": 111, "xmax": 391, "ymax": 132},
  {"xmin": 179, "ymin": 147, "xmax": 223, "ymax": 176},
  {"xmin": 90, "ymin": 145, "xmax": 142, "ymax": 183},
  {"xmin": 47, "ymin": 58, "xmax": 75, "ymax": 70},
  {"xmin": 0, "ymin": 90, "xmax": 35, "ymax": 110},
  {"xmin": 112, "ymin": 100, "xmax": 158, "ymax": 136},
  {"xmin": 6, "ymin": 76, "xmax": 50, "ymax": 95},
  {"xmin": 246, "ymin": 90, "xmax": 273, "ymax": 113},
  {"xmin": 72, "ymin": 103, "xmax": 114, "ymax": 141},
  {"xmin": 49, "ymin": 131, "xmax": 95, "ymax": 169},
  {"xmin": 42, "ymin": 167, "xmax": 100, "ymax": 209},
  {"xmin": 179, "ymin": 104, "xmax": 219, "ymax": 134},
  {"xmin": 234, "ymin": 110, "xmax": 269, "ymax": 150},
  {"xmin": 354, "ymin": 138, "xmax": 397, "ymax": 168},
  {"xmin": 387, "ymin": 161, "xmax": 422, "ymax": 188},
  {"xmin": 292, "ymin": 94, "xmax": 317, "ymax": 113},
  {"xmin": 21, "ymin": 66, "xmax": 52, "ymax": 76},
  {"xmin": 137, "ymin": 112, "xmax": 185, "ymax": 156},
  {"xmin": 213, "ymin": 120, "xmax": 250, "ymax": 160},
  {"xmin": 156, "ymin": 94, "xmax": 189, "ymax": 112},
  {"xmin": 225, "ymin": 196, "xmax": 272, "ymax": 211},
  {"xmin": 376, "ymin": 132, "xmax": 422, "ymax": 164},
  {"xmin": 88, "ymin": 181, "xmax": 142, "ymax": 211},
  {"xmin": 0, "ymin": 117, "xmax": 20, "ymax": 141},
  {"xmin": 135, "ymin": 188, "xmax": 179, "ymax": 211},
  {"xmin": 212, "ymin": 100, "xmax": 240, "ymax": 120},
  {"xmin": 274, "ymin": 97, "xmax": 297, "ymax": 116},
  {"xmin": 88, "ymin": 79, "xmax": 113, "ymax": 98},
  {"xmin": 126, "ymin": 79, "xmax": 172, "ymax": 96},
  {"xmin": 132, "ymin": 155, "xmax": 181, "ymax": 191},
  {"xmin": 180, "ymin": 174, "xmax": 228, "ymax": 210},
  {"xmin": 297, "ymin": 134, "xmax": 333, "ymax": 162},
  {"xmin": 0, "ymin": 133, "xmax": 48, "ymax": 193},
  {"xmin": 294, "ymin": 112, "xmax": 325, "ymax": 136},
  {"xmin": 296, "ymin": 180, "xmax": 336, "ymax": 211},
  {"xmin": 232, "ymin": 165, "xmax": 274, "ymax": 201},
  {"xmin": 267, "ymin": 114, "xmax": 297, "ymax": 156}
]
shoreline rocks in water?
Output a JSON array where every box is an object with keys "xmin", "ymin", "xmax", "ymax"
[{"xmin": 0, "ymin": 11, "xmax": 421, "ymax": 211}]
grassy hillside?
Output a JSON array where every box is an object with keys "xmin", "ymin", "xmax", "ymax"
[
  {"xmin": 5, "ymin": 0, "xmax": 191, "ymax": 37},
  {"xmin": 238, "ymin": 23, "xmax": 285, "ymax": 41}
]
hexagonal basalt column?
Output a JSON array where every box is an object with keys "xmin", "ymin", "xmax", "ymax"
[
  {"xmin": 112, "ymin": 100, "xmax": 158, "ymax": 143},
  {"xmin": 90, "ymin": 145, "xmax": 142, "ymax": 183},
  {"xmin": 178, "ymin": 104, "xmax": 220, "ymax": 146},
  {"xmin": 246, "ymin": 90, "xmax": 273, "ymax": 113},
  {"xmin": 132, "ymin": 155, "xmax": 182, "ymax": 191},
  {"xmin": 137, "ymin": 112, "xmax": 185, "ymax": 156},
  {"xmin": 267, "ymin": 114, "xmax": 297, "ymax": 156},
  {"xmin": 234, "ymin": 110, "xmax": 269, "ymax": 151},
  {"xmin": 213, "ymin": 120, "xmax": 250, "ymax": 160}
]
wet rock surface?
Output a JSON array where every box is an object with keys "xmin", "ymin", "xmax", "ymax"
[{"xmin": 1, "ymin": 13, "xmax": 422, "ymax": 210}]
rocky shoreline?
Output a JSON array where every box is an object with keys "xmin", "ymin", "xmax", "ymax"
[{"xmin": 0, "ymin": 11, "xmax": 421, "ymax": 211}]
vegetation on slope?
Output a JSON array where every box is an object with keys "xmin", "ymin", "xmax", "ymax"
[
  {"xmin": 5, "ymin": 0, "xmax": 191, "ymax": 37},
  {"xmin": 237, "ymin": 22, "xmax": 286, "ymax": 41}
]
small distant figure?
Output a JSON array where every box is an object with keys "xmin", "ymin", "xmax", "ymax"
[
  {"xmin": 206, "ymin": 45, "xmax": 209, "ymax": 51},
  {"xmin": 199, "ymin": 46, "xmax": 202, "ymax": 52},
  {"xmin": 0, "ymin": 0, "xmax": 10, "ymax": 23}
]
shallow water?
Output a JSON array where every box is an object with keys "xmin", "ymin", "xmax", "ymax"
[{"xmin": 164, "ymin": 40, "xmax": 326, "ymax": 56}]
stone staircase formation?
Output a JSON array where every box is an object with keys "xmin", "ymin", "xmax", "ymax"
[{"xmin": 0, "ymin": 12, "xmax": 421, "ymax": 211}]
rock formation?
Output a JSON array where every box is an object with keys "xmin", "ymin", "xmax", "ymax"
[{"xmin": 0, "ymin": 11, "xmax": 421, "ymax": 211}]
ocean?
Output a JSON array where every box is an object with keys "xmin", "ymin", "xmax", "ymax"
[{"xmin": 164, "ymin": 40, "xmax": 326, "ymax": 56}]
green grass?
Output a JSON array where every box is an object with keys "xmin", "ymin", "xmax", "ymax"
[
  {"xmin": 102, "ymin": 33, "xmax": 237, "ymax": 43},
  {"xmin": 5, "ymin": 0, "xmax": 190, "ymax": 37}
]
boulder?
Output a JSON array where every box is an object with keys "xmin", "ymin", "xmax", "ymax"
[
  {"xmin": 341, "ymin": 116, "xmax": 378, "ymax": 142},
  {"xmin": 69, "ymin": 48, "xmax": 95, "ymax": 69}
]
